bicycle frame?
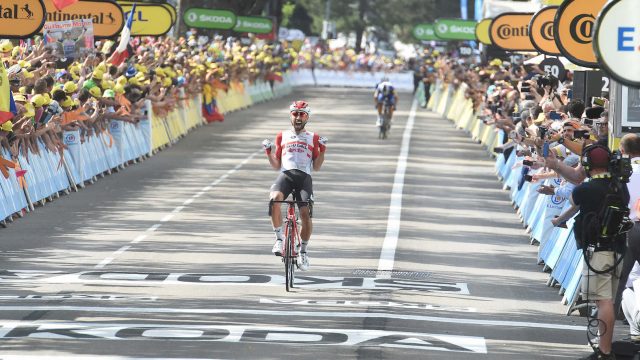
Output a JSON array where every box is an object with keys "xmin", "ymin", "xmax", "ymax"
[{"xmin": 268, "ymin": 194, "xmax": 311, "ymax": 291}]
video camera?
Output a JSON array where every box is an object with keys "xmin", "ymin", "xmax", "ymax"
[
  {"xmin": 609, "ymin": 150, "xmax": 633, "ymax": 184},
  {"xmin": 533, "ymin": 73, "xmax": 559, "ymax": 89}
]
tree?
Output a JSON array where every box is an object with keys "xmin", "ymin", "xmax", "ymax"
[{"xmin": 287, "ymin": 4, "xmax": 314, "ymax": 35}]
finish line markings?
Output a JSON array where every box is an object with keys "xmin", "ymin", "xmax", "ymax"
[{"xmin": 93, "ymin": 150, "xmax": 261, "ymax": 269}]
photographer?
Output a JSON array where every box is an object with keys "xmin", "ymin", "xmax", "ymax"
[
  {"xmin": 615, "ymin": 134, "xmax": 640, "ymax": 334},
  {"xmin": 573, "ymin": 145, "xmax": 630, "ymax": 360}
]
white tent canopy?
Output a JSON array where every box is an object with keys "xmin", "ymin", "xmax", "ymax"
[
  {"xmin": 524, "ymin": 54, "xmax": 591, "ymax": 71},
  {"xmin": 482, "ymin": 0, "xmax": 542, "ymax": 18}
]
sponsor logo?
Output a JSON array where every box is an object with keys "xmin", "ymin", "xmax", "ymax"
[
  {"xmin": 0, "ymin": 0, "xmax": 45, "ymax": 37},
  {"xmin": 541, "ymin": 21, "xmax": 554, "ymax": 41},
  {"xmin": 198, "ymin": 14, "xmax": 232, "ymax": 24},
  {"xmin": 496, "ymin": 24, "xmax": 529, "ymax": 39},
  {"xmin": 0, "ymin": 270, "xmax": 470, "ymax": 293},
  {"xmin": 438, "ymin": 23, "xmax": 448, "ymax": 34},
  {"xmin": 569, "ymin": 13, "xmax": 595, "ymax": 44},
  {"xmin": 551, "ymin": 195, "xmax": 564, "ymax": 205},
  {"xmin": 0, "ymin": 322, "xmax": 487, "ymax": 353},
  {"xmin": 64, "ymin": 133, "xmax": 76, "ymax": 143},
  {"xmin": 260, "ymin": 298, "xmax": 477, "ymax": 312},
  {"xmin": 187, "ymin": 11, "xmax": 196, "ymax": 22},
  {"xmin": 618, "ymin": 27, "xmax": 639, "ymax": 52},
  {"xmin": 0, "ymin": 3, "xmax": 35, "ymax": 20}
]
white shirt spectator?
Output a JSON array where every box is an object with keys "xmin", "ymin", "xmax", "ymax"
[{"xmin": 628, "ymin": 157, "xmax": 640, "ymax": 221}]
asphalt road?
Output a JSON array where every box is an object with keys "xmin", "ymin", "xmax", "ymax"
[{"xmin": 0, "ymin": 87, "xmax": 603, "ymax": 359}]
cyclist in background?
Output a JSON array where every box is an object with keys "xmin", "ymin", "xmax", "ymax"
[
  {"xmin": 374, "ymin": 76, "xmax": 398, "ymax": 127},
  {"xmin": 262, "ymin": 100, "xmax": 327, "ymax": 271}
]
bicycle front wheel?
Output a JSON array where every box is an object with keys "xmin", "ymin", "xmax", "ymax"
[{"xmin": 285, "ymin": 224, "xmax": 295, "ymax": 292}]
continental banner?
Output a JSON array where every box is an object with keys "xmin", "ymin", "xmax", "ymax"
[
  {"xmin": 489, "ymin": 13, "xmax": 535, "ymax": 51},
  {"xmin": 530, "ymin": 6, "xmax": 561, "ymax": 56},
  {"xmin": 0, "ymin": 0, "xmax": 46, "ymax": 38},
  {"xmin": 475, "ymin": 18, "xmax": 492, "ymax": 45},
  {"xmin": 42, "ymin": 0, "xmax": 124, "ymax": 39},
  {"xmin": 118, "ymin": 3, "xmax": 174, "ymax": 36},
  {"xmin": 554, "ymin": 0, "xmax": 607, "ymax": 68}
]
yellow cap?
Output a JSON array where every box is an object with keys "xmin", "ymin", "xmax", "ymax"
[
  {"xmin": 22, "ymin": 70, "xmax": 34, "ymax": 79},
  {"xmin": 0, "ymin": 40, "xmax": 13, "ymax": 53},
  {"xmin": 13, "ymin": 93, "xmax": 26, "ymax": 102},
  {"xmin": 92, "ymin": 69, "xmax": 104, "ymax": 80},
  {"xmin": 113, "ymin": 84, "xmax": 125, "ymax": 94},
  {"xmin": 30, "ymin": 94, "xmax": 45, "ymax": 108},
  {"xmin": 96, "ymin": 62, "xmax": 108, "ymax": 73},
  {"xmin": 24, "ymin": 103, "xmax": 35, "ymax": 117},
  {"xmin": 60, "ymin": 96, "xmax": 73, "ymax": 108},
  {"xmin": 11, "ymin": 47, "xmax": 20, "ymax": 58},
  {"xmin": 88, "ymin": 86, "xmax": 102, "ymax": 98},
  {"xmin": 63, "ymin": 81, "xmax": 78, "ymax": 94},
  {"xmin": 43, "ymin": 93, "xmax": 51, "ymax": 105},
  {"xmin": 18, "ymin": 86, "xmax": 26, "ymax": 94},
  {"xmin": 0, "ymin": 120, "xmax": 13, "ymax": 132},
  {"xmin": 162, "ymin": 77, "xmax": 172, "ymax": 87},
  {"xmin": 116, "ymin": 76, "xmax": 128, "ymax": 85}
]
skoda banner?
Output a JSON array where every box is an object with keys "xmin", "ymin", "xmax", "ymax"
[
  {"xmin": 475, "ymin": 18, "xmax": 493, "ymax": 45},
  {"xmin": 489, "ymin": 12, "xmax": 535, "ymax": 51},
  {"xmin": 42, "ymin": 0, "xmax": 124, "ymax": 39},
  {"xmin": 413, "ymin": 23, "xmax": 438, "ymax": 41},
  {"xmin": 118, "ymin": 3, "xmax": 174, "ymax": 36},
  {"xmin": 554, "ymin": 0, "xmax": 607, "ymax": 68},
  {"xmin": 593, "ymin": 0, "xmax": 640, "ymax": 87},
  {"xmin": 434, "ymin": 18, "xmax": 477, "ymax": 41},
  {"xmin": 183, "ymin": 8, "xmax": 236, "ymax": 30},
  {"xmin": 234, "ymin": 16, "xmax": 272, "ymax": 34},
  {"xmin": 530, "ymin": 6, "xmax": 561, "ymax": 56},
  {"xmin": 0, "ymin": 0, "xmax": 46, "ymax": 38}
]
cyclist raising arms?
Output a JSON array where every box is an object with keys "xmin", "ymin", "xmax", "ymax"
[
  {"xmin": 374, "ymin": 76, "xmax": 398, "ymax": 127},
  {"xmin": 262, "ymin": 101, "xmax": 327, "ymax": 271}
]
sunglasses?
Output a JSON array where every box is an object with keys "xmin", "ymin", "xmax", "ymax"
[{"xmin": 291, "ymin": 111, "xmax": 308, "ymax": 117}]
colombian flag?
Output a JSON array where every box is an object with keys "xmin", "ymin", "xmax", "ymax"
[{"xmin": 0, "ymin": 64, "xmax": 17, "ymax": 124}]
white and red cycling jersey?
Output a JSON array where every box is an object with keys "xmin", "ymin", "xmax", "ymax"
[{"xmin": 275, "ymin": 129, "xmax": 322, "ymax": 175}]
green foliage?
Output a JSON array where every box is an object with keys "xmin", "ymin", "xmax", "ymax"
[
  {"xmin": 282, "ymin": 2, "xmax": 296, "ymax": 27},
  {"xmin": 288, "ymin": 0, "xmax": 439, "ymax": 43}
]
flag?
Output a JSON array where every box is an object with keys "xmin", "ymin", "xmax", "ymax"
[
  {"xmin": 109, "ymin": 3, "xmax": 136, "ymax": 66},
  {"xmin": 51, "ymin": 0, "xmax": 79, "ymax": 10},
  {"xmin": 0, "ymin": 64, "xmax": 17, "ymax": 124}
]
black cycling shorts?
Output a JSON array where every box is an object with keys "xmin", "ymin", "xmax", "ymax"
[{"xmin": 270, "ymin": 169, "xmax": 313, "ymax": 207}]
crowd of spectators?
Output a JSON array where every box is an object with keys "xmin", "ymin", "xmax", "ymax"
[
  {"xmin": 415, "ymin": 49, "xmax": 640, "ymax": 359},
  {"xmin": 0, "ymin": 31, "xmax": 411, "ymax": 169}
]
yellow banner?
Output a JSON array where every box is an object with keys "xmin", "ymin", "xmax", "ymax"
[{"xmin": 117, "ymin": 2, "xmax": 175, "ymax": 36}]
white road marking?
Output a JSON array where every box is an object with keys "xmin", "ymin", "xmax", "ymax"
[
  {"xmin": 0, "ymin": 356, "xmax": 224, "ymax": 360},
  {"xmin": 378, "ymin": 97, "xmax": 418, "ymax": 273},
  {"xmin": 0, "ymin": 306, "xmax": 584, "ymax": 331},
  {"xmin": 0, "ymin": 321, "xmax": 487, "ymax": 353},
  {"xmin": 259, "ymin": 298, "xmax": 477, "ymax": 312},
  {"xmin": 0, "ymin": 294, "xmax": 157, "ymax": 301},
  {"xmin": 93, "ymin": 150, "xmax": 261, "ymax": 269}
]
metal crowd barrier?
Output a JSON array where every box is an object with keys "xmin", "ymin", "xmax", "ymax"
[{"xmin": 425, "ymin": 80, "xmax": 585, "ymax": 314}]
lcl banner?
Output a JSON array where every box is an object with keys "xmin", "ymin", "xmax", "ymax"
[
  {"xmin": 489, "ymin": 12, "xmax": 535, "ymax": 51},
  {"xmin": 0, "ymin": 0, "xmax": 46, "ymax": 38},
  {"xmin": 475, "ymin": 18, "xmax": 492, "ymax": 45},
  {"xmin": 42, "ymin": 0, "xmax": 124, "ymax": 39},
  {"xmin": 529, "ymin": 6, "xmax": 561, "ymax": 56},
  {"xmin": 117, "ymin": 2, "xmax": 175, "ymax": 36},
  {"xmin": 593, "ymin": 0, "xmax": 640, "ymax": 87},
  {"xmin": 554, "ymin": 0, "xmax": 607, "ymax": 68}
]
